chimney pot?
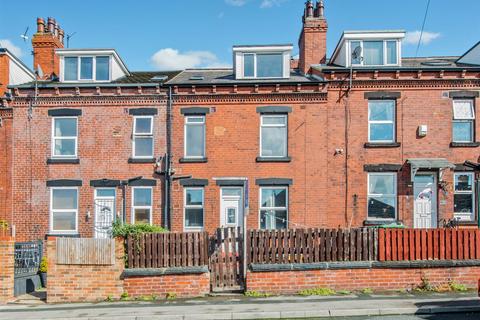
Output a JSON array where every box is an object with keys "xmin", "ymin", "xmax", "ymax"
[
  {"xmin": 316, "ymin": 0, "xmax": 325, "ymax": 18},
  {"xmin": 58, "ymin": 29, "xmax": 64, "ymax": 44},
  {"xmin": 47, "ymin": 17, "xmax": 55, "ymax": 33},
  {"xmin": 36, "ymin": 18, "xmax": 45, "ymax": 33},
  {"xmin": 306, "ymin": 0, "xmax": 314, "ymax": 17},
  {"xmin": 54, "ymin": 23, "xmax": 59, "ymax": 37}
]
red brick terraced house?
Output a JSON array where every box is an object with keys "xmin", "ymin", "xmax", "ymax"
[{"xmin": 2, "ymin": 1, "xmax": 480, "ymax": 241}]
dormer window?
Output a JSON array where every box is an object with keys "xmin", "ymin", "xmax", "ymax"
[
  {"xmin": 63, "ymin": 56, "xmax": 110, "ymax": 82},
  {"xmin": 350, "ymin": 40, "xmax": 399, "ymax": 66},
  {"xmin": 233, "ymin": 45, "xmax": 292, "ymax": 80}
]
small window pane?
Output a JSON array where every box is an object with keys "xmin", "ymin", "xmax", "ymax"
[
  {"xmin": 386, "ymin": 41, "xmax": 397, "ymax": 64},
  {"xmin": 134, "ymin": 208, "xmax": 150, "ymax": 224},
  {"xmin": 64, "ymin": 57, "xmax": 78, "ymax": 81},
  {"xmin": 52, "ymin": 189, "xmax": 77, "ymax": 210},
  {"xmin": 369, "ymin": 175, "xmax": 395, "ymax": 195},
  {"xmin": 370, "ymin": 123, "xmax": 394, "ymax": 142},
  {"xmin": 263, "ymin": 116, "xmax": 286, "ymax": 125},
  {"xmin": 260, "ymin": 209, "xmax": 287, "ymax": 229},
  {"xmin": 363, "ymin": 41, "xmax": 384, "ymax": 65},
  {"xmin": 351, "ymin": 41, "xmax": 361, "ymax": 65},
  {"xmin": 368, "ymin": 197, "xmax": 396, "ymax": 219},
  {"xmin": 134, "ymin": 118, "xmax": 152, "ymax": 134},
  {"xmin": 261, "ymin": 188, "xmax": 286, "ymax": 208},
  {"xmin": 186, "ymin": 117, "xmax": 204, "ymax": 123},
  {"xmin": 453, "ymin": 121, "xmax": 473, "ymax": 142},
  {"xmin": 455, "ymin": 173, "xmax": 473, "ymax": 191},
  {"xmin": 261, "ymin": 127, "xmax": 287, "ymax": 156},
  {"xmin": 52, "ymin": 212, "xmax": 76, "ymax": 231},
  {"xmin": 185, "ymin": 208, "xmax": 203, "ymax": 227},
  {"xmin": 54, "ymin": 139, "xmax": 76, "ymax": 156},
  {"xmin": 244, "ymin": 54, "xmax": 254, "ymax": 77},
  {"xmin": 134, "ymin": 137, "xmax": 153, "ymax": 157},
  {"xmin": 133, "ymin": 188, "xmax": 152, "ymax": 206},
  {"xmin": 54, "ymin": 118, "xmax": 77, "ymax": 137},
  {"xmin": 96, "ymin": 189, "xmax": 115, "ymax": 198},
  {"xmin": 96, "ymin": 56, "xmax": 110, "ymax": 81},
  {"xmin": 222, "ymin": 188, "xmax": 242, "ymax": 197},
  {"xmin": 186, "ymin": 189, "xmax": 203, "ymax": 206},
  {"xmin": 369, "ymin": 101, "xmax": 394, "ymax": 121},
  {"xmin": 186, "ymin": 124, "xmax": 205, "ymax": 157},
  {"xmin": 226, "ymin": 208, "xmax": 236, "ymax": 224},
  {"xmin": 453, "ymin": 100, "xmax": 474, "ymax": 120},
  {"xmin": 454, "ymin": 194, "xmax": 473, "ymax": 213},
  {"xmin": 80, "ymin": 57, "xmax": 93, "ymax": 80},
  {"xmin": 257, "ymin": 53, "xmax": 283, "ymax": 78}
]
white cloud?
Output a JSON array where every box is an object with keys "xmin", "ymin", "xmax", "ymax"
[
  {"xmin": 260, "ymin": 0, "xmax": 286, "ymax": 8},
  {"xmin": 0, "ymin": 39, "xmax": 23, "ymax": 57},
  {"xmin": 404, "ymin": 31, "xmax": 441, "ymax": 45},
  {"xmin": 150, "ymin": 48, "xmax": 230, "ymax": 70},
  {"xmin": 225, "ymin": 0, "xmax": 247, "ymax": 6}
]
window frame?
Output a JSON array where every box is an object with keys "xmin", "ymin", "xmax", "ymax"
[
  {"xmin": 61, "ymin": 55, "xmax": 111, "ymax": 82},
  {"xmin": 51, "ymin": 116, "xmax": 78, "ymax": 159},
  {"xmin": 242, "ymin": 52, "xmax": 284, "ymax": 79},
  {"xmin": 367, "ymin": 172, "xmax": 398, "ymax": 221},
  {"xmin": 259, "ymin": 114, "xmax": 288, "ymax": 158},
  {"xmin": 132, "ymin": 116, "xmax": 154, "ymax": 159},
  {"xmin": 131, "ymin": 186, "xmax": 153, "ymax": 225},
  {"xmin": 184, "ymin": 115, "xmax": 206, "ymax": 159},
  {"xmin": 452, "ymin": 99, "xmax": 475, "ymax": 143},
  {"xmin": 453, "ymin": 172, "xmax": 476, "ymax": 222},
  {"xmin": 368, "ymin": 99, "xmax": 396, "ymax": 143},
  {"xmin": 79, "ymin": 56, "xmax": 94, "ymax": 81},
  {"xmin": 349, "ymin": 40, "xmax": 400, "ymax": 67},
  {"xmin": 184, "ymin": 187, "xmax": 205, "ymax": 231},
  {"xmin": 258, "ymin": 186, "xmax": 289, "ymax": 230},
  {"xmin": 49, "ymin": 187, "xmax": 79, "ymax": 234}
]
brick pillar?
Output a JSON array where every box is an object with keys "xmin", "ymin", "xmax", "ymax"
[{"xmin": 0, "ymin": 236, "xmax": 15, "ymax": 303}]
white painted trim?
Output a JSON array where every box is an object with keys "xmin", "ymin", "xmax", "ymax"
[
  {"xmin": 51, "ymin": 116, "xmax": 78, "ymax": 159},
  {"xmin": 49, "ymin": 187, "xmax": 79, "ymax": 234},
  {"xmin": 220, "ymin": 187, "xmax": 243, "ymax": 228},
  {"xmin": 132, "ymin": 116, "xmax": 154, "ymax": 158},
  {"xmin": 260, "ymin": 114, "xmax": 288, "ymax": 157},
  {"xmin": 183, "ymin": 187, "xmax": 205, "ymax": 231},
  {"xmin": 368, "ymin": 100, "xmax": 396, "ymax": 143},
  {"xmin": 131, "ymin": 187, "xmax": 153, "ymax": 225},
  {"xmin": 184, "ymin": 115, "xmax": 206, "ymax": 159},
  {"xmin": 258, "ymin": 186, "xmax": 289, "ymax": 230},
  {"xmin": 453, "ymin": 172, "xmax": 475, "ymax": 222}
]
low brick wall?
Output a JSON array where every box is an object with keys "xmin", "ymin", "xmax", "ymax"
[
  {"xmin": 247, "ymin": 262, "xmax": 480, "ymax": 294},
  {"xmin": 123, "ymin": 267, "xmax": 210, "ymax": 298},
  {"xmin": 0, "ymin": 236, "xmax": 14, "ymax": 304}
]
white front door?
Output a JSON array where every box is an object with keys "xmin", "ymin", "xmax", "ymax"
[
  {"xmin": 414, "ymin": 174, "xmax": 437, "ymax": 228},
  {"xmin": 220, "ymin": 187, "xmax": 244, "ymax": 229},
  {"xmin": 94, "ymin": 188, "xmax": 116, "ymax": 238}
]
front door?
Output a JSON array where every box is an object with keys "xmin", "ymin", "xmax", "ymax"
[
  {"xmin": 220, "ymin": 188, "xmax": 244, "ymax": 229},
  {"xmin": 414, "ymin": 174, "xmax": 437, "ymax": 228},
  {"xmin": 94, "ymin": 188, "xmax": 116, "ymax": 238}
]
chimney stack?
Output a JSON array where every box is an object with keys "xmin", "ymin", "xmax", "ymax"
[
  {"xmin": 298, "ymin": 0, "xmax": 328, "ymax": 74},
  {"xmin": 32, "ymin": 17, "xmax": 65, "ymax": 79}
]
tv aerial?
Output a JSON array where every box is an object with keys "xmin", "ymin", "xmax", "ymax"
[
  {"xmin": 20, "ymin": 27, "xmax": 29, "ymax": 42},
  {"xmin": 66, "ymin": 32, "xmax": 76, "ymax": 48}
]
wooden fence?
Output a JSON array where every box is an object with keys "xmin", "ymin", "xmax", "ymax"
[
  {"xmin": 56, "ymin": 238, "xmax": 114, "ymax": 265},
  {"xmin": 247, "ymin": 228, "xmax": 378, "ymax": 264},
  {"xmin": 126, "ymin": 232, "xmax": 209, "ymax": 268},
  {"xmin": 378, "ymin": 228, "xmax": 480, "ymax": 261}
]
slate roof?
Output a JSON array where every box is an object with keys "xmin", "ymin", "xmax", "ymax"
[{"xmin": 114, "ymin": 71, "xmax": 181, "ymax": 84}]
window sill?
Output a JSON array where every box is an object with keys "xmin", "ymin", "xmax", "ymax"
[
  {"xmin": 179, "ymin": 157, "xmax": 208, "ymax": 163},
  {"xmin": 450, "ymin": 142, "xmax": 480, "ymax": 148},
  {"xmin": 364, "ymin": 142, "xmax": 401, "ymax": 148},
  {"xmin": 363, "ymin": 220, "xmax": 402, "ymax": 227},
  {"xmin": 256, "ymin": 156, "xmax": 291, "ymax": 163},
  {"xmin": 454, "ymin": 220, "xmax": 478, "ymax": 226},
  {"xmin": 45, "ymin": 233, "xmax": 80, "ymax": 239},
  {"xmin": 47, "ymin": 158, "xmax": 80, "ymax": 164},
  {"xmin": 128, "ymin": 158, "xmax": 156, "ymax": 164}
]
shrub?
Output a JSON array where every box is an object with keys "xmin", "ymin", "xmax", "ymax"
[
  {"xmin": 360, "ymin": 288, "xmax": 373, "ymax": 294},
  {"xmin": 245, "ymin": 291, "xmax": 271, "ymax": 298},
  {"xmin": 299, "ymin": 288, "xmax": 336, "ymax": 296},
  {"xmin": 39, "ymin": 257, "xmax": 47, "ymax": 273},
  {"xmin": 112, "ymin": 221, "xmax": 167, "ymax": 238},
  {"xmin": 449, "ymin": 281, "xmax": 468, "ymax": 292},
  {"xmin": 166, "ymin": 292, "xmax": 177, "ymax": 300},
  {"xmin": 120, "ymin": 292, "xmax": 129, "ymax": 301}
]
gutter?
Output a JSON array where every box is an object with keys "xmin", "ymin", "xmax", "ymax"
[{"xmin": 8, "ymin": 82, "xmax": 161, "ymax": 89}]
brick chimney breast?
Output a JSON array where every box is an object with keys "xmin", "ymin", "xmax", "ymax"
[
  {"xmin": 32, "ymin": 17, "xmax": 65, "ymax": 79},
  {"xmin": 298, "ymin": 0, "xmax": 328, "ymax": 75}
]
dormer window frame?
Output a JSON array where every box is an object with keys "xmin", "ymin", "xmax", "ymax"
[
  {"xmin": 233, "ymin": 45, "xmax": 293, "ymax": 80},
  {"xmin": 348, "ymin": 39, "xmax": 401, "ymax": 67},
  {"xmin": 242, "ymin": 52, "xmax": 284, "ymax": 79},
  {"xmin": 60, "ymin": 55, "xmax": 112, "ymax": 83}
]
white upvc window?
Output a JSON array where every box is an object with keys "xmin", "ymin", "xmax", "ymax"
[
  {"xmin": 63, "ymin": 55, "xmax": 111, "ymax": 82},
  {"xmin": 52, "ymin": 117, "xmax": 78, "ymax": 158},
  {"xmin": 454, "ymin": 172, "xmax": 475, "ymax": 222},
  {"xmin": 132, "ymin": 116, "xmax": 154, "ymax": 158},
  {"xmin": 184, "ymin": 187, "xmax": 204, "ymax": 230},
  {"xmin": 349, "ymin": 40, "xmax": 399, "ymax": 66},
  {"xmin": 259, "ymin": 187, "xmax": 288, "ymax": 230},
  {"xmin": 260, "ymin": 114, "xmax": 287, "ymax": 157},
  {"xmin": 367, "ymin": 173, "xmax": 397, "ymax": 221},
  {"xmin": 131, "ymin": 187, "xmax": 152, "ymax": 225},
  {"xmin": 452, "ymin": 99, "xmax": 475, "ymax": 143},
  {"xmin": 368, "ymin": 100, "xmax": 396, "ymax": 143},
  {"xmin": 242, "ymin": 52, "xmax": 284, "ymax": 79},
  {"xmin": 184, "ymin": 116, "xmax": 206, "ymax": 158},
  {"xmin": 50, "ymin": 187, "xmax": 78, "ymax": 234}
]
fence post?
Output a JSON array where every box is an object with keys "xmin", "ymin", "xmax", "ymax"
[
  {"xmin": 0, "ymin": 236, "xmax": 15, "ymax": 303},
  {"xmin": 378, "ymin": 229, "xmax": 385, "ymax": 261}
]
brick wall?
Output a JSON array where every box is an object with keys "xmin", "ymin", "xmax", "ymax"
[
  {"xmin": 0, "ymin": 236, "xmax": 14, "ymax": 304},
  {"xmin": 124, "ymin": 273, "xmax": 210, "ymax": 298},
  {"xmin": 247, "ymin": 266, "xmax": 480, "ymax": 294},
  {"xmin": 0, "ymin": 54, "xmax": 9, "ymax": 96},
  {"xmin": 0, "ymin": 109, "xmax": 12, "ymax": 225}
]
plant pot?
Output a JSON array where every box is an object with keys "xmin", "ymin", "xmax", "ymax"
[{"xmin": 39, "ymin": 272, "xmax": 47, "ymax": 288}]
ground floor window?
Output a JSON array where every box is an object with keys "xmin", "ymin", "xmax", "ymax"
[
  {"xmin": 132, "ymin": 187, "xmax": 152, "ymax": 224},
  {"xmin": 454, "ymin": 172, "xmax": 475, "ymax": 222},
  {"xmin": 184, "ymin": 188, "xmax": 204, "ymax": 229},
  {"xmin": 50, "ymin": 188, "xmax": 78, "ymax": 233},
  {"xmin": 367, "ymin": 173, "xmax": 397, "ymax": 220},
  {"xmin": 259, "ymin": 187, "xmax": 288, "ymax": 229}
]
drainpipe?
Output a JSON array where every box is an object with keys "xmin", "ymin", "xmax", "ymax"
[{"xmin": 164, "ymin": 86, "xmax": 173, "ymax": 230}]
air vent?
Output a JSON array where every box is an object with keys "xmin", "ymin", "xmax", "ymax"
[{"xmin": 189, "ymin": 75, "xmax": 205, "ymax": 81}]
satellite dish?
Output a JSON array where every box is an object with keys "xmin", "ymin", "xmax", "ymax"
[
  {"xmin": 352, "ymin": 46, "xmax": 362, "ymax": 61},
  {"xmin": 36, "ymin": 64, "xmax": 44, "ymax": 78}
]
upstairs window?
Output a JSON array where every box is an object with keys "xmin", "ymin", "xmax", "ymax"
[
  {"xmin": 454, "ymin": 172, "xmax": 475, "ymax": 222},
  {"xmin": 350, "ymin": 40, "xmax": 399, "ymax": 66},
  {"xmin": 243, "ymin": 53, "xmax": 283, "ymax": 78},
  {"xmin": 452, "ymin": 99, "xmax": 475, "ymax": 143},
  {"xmin": 184, "ymin": 116, "xmax": 206, "ymax": 158},
  {"xmin": 133, "ymin": 116, "xmax": 154, "ymax": 158},
  {"xmin": 368, "ymin": 100, "xmax": 395, "ymax": 143},
  {"xmin": 52, "ymin": 117, "xmax": 78, "ymax": 158},
  {"xmin": 63, "ymin": 56, "xmax": 110, "ymax": 81},
  {"xmin": 260, "ymin": 115, "xmax": 287, "ymax": 157}
]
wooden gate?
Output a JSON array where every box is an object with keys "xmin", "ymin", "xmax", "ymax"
[{"xmin": 209, "ymin": 227, "xmax": 244, "ymax": 292}]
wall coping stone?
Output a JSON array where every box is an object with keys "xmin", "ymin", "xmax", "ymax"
[{"xmin": 122, "ymin": 266, "xmax": 209, "ymax": 277}]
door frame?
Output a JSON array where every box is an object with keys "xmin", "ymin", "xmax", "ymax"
[
  {"xmin": 220, "ymin": 187, "xmax": 244, "ymax": 228},
  {"xmin": 94, "ymin": 188, "xmax": 116, "ymax": 238},
  {"xmin": 413, "ymin": 172, "xmax": 438, "ymax": 228}
]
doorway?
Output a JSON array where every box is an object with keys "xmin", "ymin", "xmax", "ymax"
[{"xmin": 413, "ymin": 173, "xmax": 437, "ymax": 228}]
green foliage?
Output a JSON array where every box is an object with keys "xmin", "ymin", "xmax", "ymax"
[
  {"xmin": 166, "ymin": 292, "xmax": 177, "ymax": 300},
  {"xmin": 298, "ymin": 287, "xmax": 336, "ymax": 296},
  {"xmin": 337, "ymin": 290, "xmax": 351, "ymax": 295},
  {"xmin": 360, "ymin": 288, "xmax": 373, "ymax": 294},
  {"xmin": 112, "ymin": 221, "xmax": 167, "ymax": 238},
  {"xmin": 244, "ymin": 291, "xmax": 271, "ymax": 298},
  {"xmin": 449, "ymin": 281, "xmax": 468, "ymax": 292},
  {"xmin": 416, "ymin": 274, "xmax": 434, "ymax": 292},
  {"xmin": 105, "ymin": 295, "xmax": 114, "ymax": 302},
  {"xmin": 39, "ymin": 257, "xmax": 48, "ymax": 273},
  {"xmin": 120, "ymin": 292, "xmax": 129, "ymax": 301},
  {"xmin": 0, "ymin": 220, "xmax": 8, "ymax": 230}
]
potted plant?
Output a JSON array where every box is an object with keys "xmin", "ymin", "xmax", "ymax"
[{"xmin": 39, "ymin": 257, "xmax": 47, "ymax": 287}]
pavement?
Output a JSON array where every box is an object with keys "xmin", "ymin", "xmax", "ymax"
[{"xmin": 0, "ymin": 292, "xmax": 479, "ymax": 319}]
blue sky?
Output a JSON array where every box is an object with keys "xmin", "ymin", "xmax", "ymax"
[{"xmin": 0, "ymin": 0, "xmax": 479, "ymax": 71}]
